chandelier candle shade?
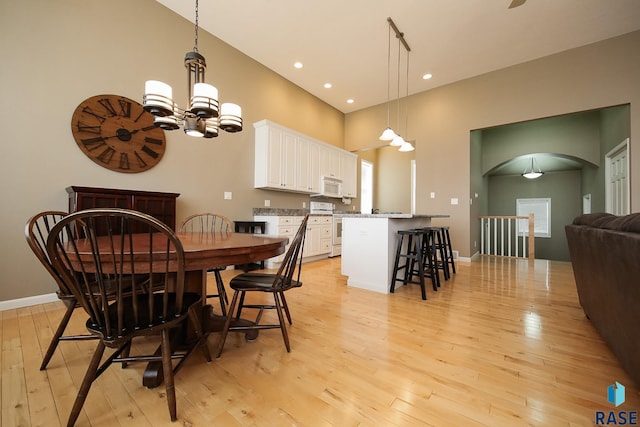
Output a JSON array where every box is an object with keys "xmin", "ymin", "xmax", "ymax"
[{"xmin": 143, "ymin": 0, "xmax": 242, "ymax": 138}]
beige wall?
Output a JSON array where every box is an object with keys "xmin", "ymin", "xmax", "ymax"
[
  {"xmin": 346, "ymin": 30, "xmax": 640, "ymax": 258},
  {"xmin": 0, "ymin": 0, "xmax": 344, "ymax": 301}
]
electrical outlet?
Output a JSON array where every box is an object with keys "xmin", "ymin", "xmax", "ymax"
[
  {"xmin": 264, "ymin": 199, "xmax": 270, "ymax": 207},
  {"xmin": 303, "ymin": 202, "xmax": 306, "ymax": 208},
  {"xmin": 430, "ymin": 192, "xmax": 436, "ymax": 199},
  {"xmin": 224, "ymin": 191, "xmax": 232, "ymax": 200}
]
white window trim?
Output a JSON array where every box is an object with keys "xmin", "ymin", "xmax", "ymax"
[{"xmin": 516, "ymin": 198, "xmax": 551, "ymax": 238}]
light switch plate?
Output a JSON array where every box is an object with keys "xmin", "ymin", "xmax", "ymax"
[
  {"xmin": 224, "ymin": 191, "xmax": 232, "ymax": 200},
  {"xmin": 264, "ymin": 199, "xmax": 271, "ymax": 207},
  {"xmin": 451, "ymin": 198, "xmax": 459, "ymax": 205}
]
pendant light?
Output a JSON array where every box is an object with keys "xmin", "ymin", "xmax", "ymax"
[
  {"xmin": 522, "ymin": 157, "xmax": 544, "ymax": 179},
  {"xmin": 379, "ymin": 23, "xmax": 398, "ymax": 141},
  {"xmin": 390, "ymin": 34, "xmax": 405, "ymax": 147}
]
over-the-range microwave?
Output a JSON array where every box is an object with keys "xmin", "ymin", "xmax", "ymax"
[{"xmin": 312, "ymin": 176, "xmax": 342, "ymax": 198}]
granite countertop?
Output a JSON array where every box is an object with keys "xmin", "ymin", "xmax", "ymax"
[
  {"xmin": 334, "ymin": 213, "xmax": 450, "ymax": 219},
  {"xmin": 252, "ymin": 208, "xmax": 447, "ymax": 219},
  {"xmin": 253, "ymin": 208, "xmax": 331, "ymax": 216}
]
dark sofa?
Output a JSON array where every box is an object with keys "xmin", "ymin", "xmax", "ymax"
[{"xmin": 565, "ymin": 212, "xmax": 640, "ymax": 386}]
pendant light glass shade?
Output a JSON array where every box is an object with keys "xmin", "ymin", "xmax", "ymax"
[
  {"xmin": 380, "ymin": 127, "xmax": 398, "ymax": 141},
  {"xmin": 399, "ymin": 141, "xmax": 414, "ymax": 152},
  {"xmin": 522, "ymin": 157, "xmax": 544, "ymax": 179},
  {"xmin": 390, "ymin": 135, "xmax": 405, "ymax": 146}
]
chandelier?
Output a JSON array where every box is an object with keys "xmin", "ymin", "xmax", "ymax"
[
  {"xmin": 379, "ymin": 18, "xmax": 413, "ymax": 152},
  {"xmin": 143, "ymin": 0, "xmax": 242, "ymax": 138},
  {"xmin": 522, "ymin": 157, "xmax": 544, "ymax": 179}
]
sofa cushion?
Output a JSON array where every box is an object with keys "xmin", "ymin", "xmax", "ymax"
[
  {"xmin": 600, "ymin": 212, "xmax": 640, "ymax": 232},
  {"xmin": 572, "ymin": 212, "xmax": 615, "ymax": 227}
]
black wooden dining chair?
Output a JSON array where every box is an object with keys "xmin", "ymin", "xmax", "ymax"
[
  {"xmin": 25, "ymin": 210, "xmax": 101, "ymax": 370},
  {"xmin": 47, "ymin": 208, "xmax": 211, "ymax": 426},
  {"xmin": 179, "ymin": 212, "xmax": 233, "ymax": 315},
  {"xmin": 216, "ymin": 215, "xmax": 309, "ymax": 357}
]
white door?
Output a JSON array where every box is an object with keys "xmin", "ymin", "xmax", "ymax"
[{"xmin": 605, "ymin": 139, "xmax": 630, "ymax": 215}]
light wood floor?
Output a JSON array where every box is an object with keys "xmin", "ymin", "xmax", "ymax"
[{"xmin": 2, "ymin": 256, "xmax": 638, "ymax": 426}]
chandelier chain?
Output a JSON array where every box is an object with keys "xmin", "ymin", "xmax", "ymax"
[{"xmin": 193, "ymin": 0, "xmax": 199, "ymax": 52}]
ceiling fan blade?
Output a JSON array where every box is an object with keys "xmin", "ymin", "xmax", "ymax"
[{"xmin": 509, "ymin": 0, "xmax": 526, "ymax": 8}]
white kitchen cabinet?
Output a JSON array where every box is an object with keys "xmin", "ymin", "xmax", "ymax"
[
  {"xmin": 254, "ymin": 122, "xmax": 297, "ymax": 191},
  {"xmin": 304, "ymin": 215, "xmax": 332, "ymax": 257},
  {"xmin": 296, "ymin": 137, "xmax": 320, "ymax": 193},
  {"xmin": 340, "ymin": 151, "xmax": 358, "ymax": 198},
  {"xmin": 254, "ymin": 119, "xmax": 357, "ymax": 197},
  {"xmin": 254, "ymin": 214, "xmax": 331, "ymax": 268},
  {"xmin": 319, "ymin": 144, "xmax": 341, "ymax": 179}
]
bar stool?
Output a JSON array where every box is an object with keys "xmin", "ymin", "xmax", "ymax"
[
  {"xmin": 427, "ymin": 227, "xmax": 450, "ymax": 281},
  {"xmin": 415, "ymin": 227, "xmax": 441, "ymax": 290},
  {"xmin": 234, "ymin": 221, "xmax": 267, "ymax": 271},
  {"xmin": 390, "ymin": 229, "xmax": 438, "ymax": 300},
  {"xmin": 440, "ymin": 226, "xmax": 456, "ymax": 275}
]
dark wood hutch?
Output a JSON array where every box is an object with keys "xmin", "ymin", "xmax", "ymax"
[{"xmin": 66, "ymin": 186, "xmax": 179, "ymax": 230}]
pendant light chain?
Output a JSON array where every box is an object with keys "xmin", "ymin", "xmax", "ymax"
[
  {"xmin": 396, "ymin": 36, "xmax": 402, "ymax": 135},
  {"xmin": 386, "ymin": 25, "xmax": 391, "ymax": 128},
  {"xmin": 404, "ymin": 50, "xmax": 410, "ymax": 137}
]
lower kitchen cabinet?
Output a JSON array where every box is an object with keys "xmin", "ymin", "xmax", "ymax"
[{"xmin": 253, "ymin": 215, "xmax": 332, "ymax": 268}]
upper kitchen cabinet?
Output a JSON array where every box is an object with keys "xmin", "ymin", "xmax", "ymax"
[
  {"xmin": 254, "ymin": 120, "xmax": 297, "ymax": 191},
  {"xmin": 254, "ymin": 120, "xmax": 357, "ymax": 198},
  {"xmin": 319, "ymin": 144, "xmax": 340, "ymax": 179},
  {"xmin": 340, "ymin": 151, "xmax": 358, "ymax": 198},
  {"xmin": 298, "ymin": 137, "xmax": 320, "ymax": 193}
]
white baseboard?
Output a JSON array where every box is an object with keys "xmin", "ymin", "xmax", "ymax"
[{"xmin": 0, "ymin": 293, "xmax": 59, "ymax": 312}]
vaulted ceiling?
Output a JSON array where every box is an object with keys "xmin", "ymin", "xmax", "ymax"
[{"xmin": 156, "ymin": 0, "xmax": 640, "ymax": 114}]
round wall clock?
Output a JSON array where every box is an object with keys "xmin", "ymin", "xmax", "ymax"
[{"xmin": 71, "ymin": 94, "xmax": 166, "ymax": 173}]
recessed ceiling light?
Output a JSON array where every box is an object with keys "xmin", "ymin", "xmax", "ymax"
[
  {"xmin": 347, "ymin": 99, "xmax": 354, "ymax": 104},
  {"xmin": 324, "ymin": 83, "xmax": 332, "ymax": 89},
  {"xmin": 294, "ymin": 62, "xmax": 303, "ymax": 69},
  {"xmin": 422, "ymin": 73, "xmax": 433, "ymax": 80}
]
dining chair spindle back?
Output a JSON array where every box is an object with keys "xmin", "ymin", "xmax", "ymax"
[
  {"xmin": 179, "ymin": 212, "xmax": 233, "ymax": 315},
  {"xmin": 25, "ymin": 210, "xmax": 100, "ymax": 370},
  {"xmin": 46, "ymin": 208, "xmax": 211, "ymax": 426},
  {"xmin": 216, "ymin": 214, "xmax": 309, "ymax": 357}
]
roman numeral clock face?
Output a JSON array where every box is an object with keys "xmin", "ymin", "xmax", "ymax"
[{"xmin": 71, "ymin": 94, "xmax": 166, "ymax": 173}]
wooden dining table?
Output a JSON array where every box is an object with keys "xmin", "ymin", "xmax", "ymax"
[
  {"xmin": 66, "ymin": 230, "xmax": 288, "ymax": 387},
  {"xmin": 139, "ymin": 230, "xmax": 289, "ymax": 387},
  {"xmin": 176, "ymin": 231, "xmax": 288, "ymax": 296}
]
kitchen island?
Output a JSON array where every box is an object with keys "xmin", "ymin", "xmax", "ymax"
[{"xmin": 336, "ymin": 213, "xmax": 449, "ymax": 294}]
